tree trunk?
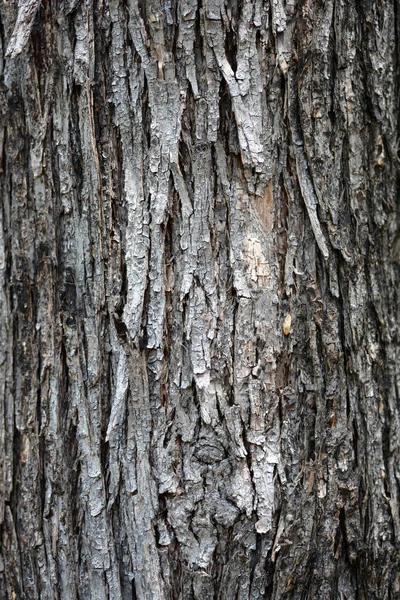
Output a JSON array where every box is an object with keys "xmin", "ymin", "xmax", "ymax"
[{"xmin": 0, "ymin": 1, "xmax": 399, "ymax": 598}]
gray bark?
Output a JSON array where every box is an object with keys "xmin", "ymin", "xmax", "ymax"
[{"xmin": 0, "ymin": 0, "xmax": 399, "ymax": 598}]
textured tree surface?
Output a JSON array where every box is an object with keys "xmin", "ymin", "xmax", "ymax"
[{"xmin": 0, "ymin": 1, "xmax": 399, "ymax": 598}]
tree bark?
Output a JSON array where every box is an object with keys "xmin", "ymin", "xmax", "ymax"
[{"xmin": 0, "ymin": 1, "xmax": 399, "ymax": 598}]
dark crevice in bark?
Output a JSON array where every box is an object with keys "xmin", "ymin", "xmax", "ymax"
[
  {"xmin": 296, "ymin": 547, "xmax": 315, "ymax": 600},
  {"xmin": 161, "ymin": 185, "xmax": 174, "ymax": 409},
  {"xmin": 0, "ymin": 123, "xmax": 6, "ymax": 176},
  {"xmin": 60, "ymin": 266, "xmax": 77, "ymax": 317},
  {"xmin": 113, "ymin": 313, "xmax": 130, "ymax": 347},
  {"xmin": 136, "ymin": 0, "xmax": 151, "ymax": 41},
  {"xmin": 218, "ymin": 78, "xmax": 240, "ymax": 157},
  {"xmin": 37, "ymin": 340, "xmax": 46, "ymax": 521},
  {"xmin": 68, "ymin": 418, "xmax": 81, "ymax": 536},
  {"xmin": 228, "ymin": 289, "xmax": 237, "ymax": 408},
  {"xmin": 287, "ymin": 65, "xmax": 304, "ymax": 148},
  {"xmin": 163, "ymin": 0, "xmax": 178, "ymax": 54},
  {"xmin": 9, "ymin": 426, "xmax": 21, "ymax": 526},
  {"xmin": 113, "ymin": 123, "xmax": 127, "ymax": 231},
  {"xmin": 241, "ymin": 421, "xmax": 257, "ymax": 500},
  {"xmin": 337, "ymin": 260, "xmax": 352, "ymax": 431},
  {"xmin": 162, "ymin": 407, "xmax": 175, "ymax": 449},
  {"xmin": 249, "ymin": 531, "xmax": 262, "ymax": 593},
  {"xmin": 179, "ymin": 84, "xmax": 196, "ymax": 195},
  {"xmin": 116, "ymin": 257, "xmax": 128, "ymax": 319},
  {"xmin": 191, "ymin": 380, "xmax": 201, "ymax": 441},
  {"xmin": 141, "ymin": 72, "xmax": 151, "ymax": 150},
  {"xmin": 194, "ymin": 0, "xmax": 204, "ymax": 79},
  {"xmin": 351, "ymin": 414, "xmax": 360, "ymax": 472},
  {"xmin": 69, "ymin": 88, "xmax": 84, "ymax": 217},
  {"xmin": 167, "ymin": 539, "xmax": 183, "ymax": 599},
  {"xmin": 224, "ymin": 26, "xmax": 237, "ymax": 74},
  {"xmin": 226, "ymin": 0, "xmax": 243, "ymax": 27},
  {"xmin": 264, "ymin": 504, "xmax": 284, "ymax": 598},
  {"xmin": 178, "ymin": 135, "xmax": 193, "ymax": 197}
]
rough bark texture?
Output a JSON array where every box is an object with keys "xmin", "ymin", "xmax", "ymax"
[{"xmin": 0, "ymin": 1, "xmax": 399, "ymax": 598}]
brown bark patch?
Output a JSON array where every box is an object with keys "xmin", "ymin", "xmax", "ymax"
[{"xmin": 252, "ymin": 179, "xmax": 274, "ymax": 234}]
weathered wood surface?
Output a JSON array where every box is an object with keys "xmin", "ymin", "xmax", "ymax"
[{"xmin": 0, "ymin": 1, "xmax": 399, "ymax": 598}]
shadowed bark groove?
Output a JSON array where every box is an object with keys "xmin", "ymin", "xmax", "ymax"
[{"xmin": 0, "ymin": 1, "xmax": 399, "ymax": 599}]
